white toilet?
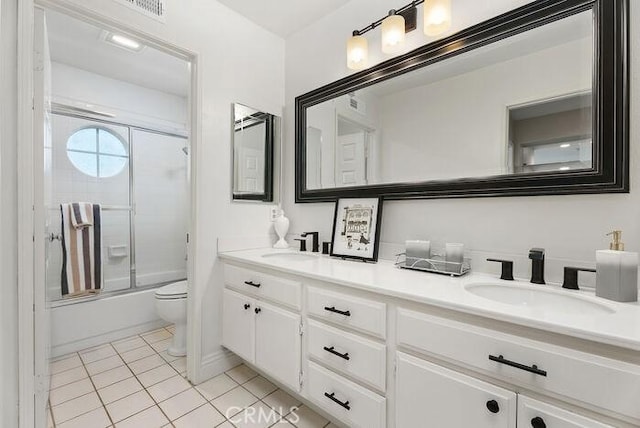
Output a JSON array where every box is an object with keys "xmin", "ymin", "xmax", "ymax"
[{"xmin": 155, "ymin": 280, "xmax": 188, "ymax": 357}]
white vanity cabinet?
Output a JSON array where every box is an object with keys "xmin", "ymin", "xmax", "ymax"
[
  {"xmin": 219, "ymin": 256, "xmax": 640, "ymax": 428},
  {"xmin": 396, "ymin": 352, "xmax": 517, "ymax": 428},
  {"xmin": 222, "ymin": 276, "xmax": 302, "ymax": 391},
  {"xmin": 517, "ymin": 396, "xmax": 614, "ymax": 428}
]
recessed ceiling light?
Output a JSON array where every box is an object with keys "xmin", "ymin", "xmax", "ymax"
[
  {"xmin": 560, "ymin": 143, "xmax": 571, "ymax": 148},
  {"xmin": 100, "ymin": 30, "xmax": 145, "ymax": 52}
]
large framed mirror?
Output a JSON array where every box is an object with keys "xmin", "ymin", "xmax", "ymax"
[
  {"xmin": 295, "ymin": 0, "xmax": 628, "ymax": 202},
  {"xmin": 233, "ymin": 103, "xmax": 279, "ymax": 202}
]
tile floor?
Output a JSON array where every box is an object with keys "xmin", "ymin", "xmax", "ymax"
[{"xmin": 47, "ymin": 326, "xmax": 338, "ymax": 428}]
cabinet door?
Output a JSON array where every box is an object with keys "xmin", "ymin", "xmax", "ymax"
[
  {"xmin": 396, "ymin": 352, "xmax": 516, "ymax": 428},
  {"xmin": 222, "ymin": 288, "xmax": 255, "ymax": 363},
  {"xmin": 254, "ymin": 300, "xmax": 301, "ymax": 391},
  {"xmin": 517, "ymin": 396, "xmax": 614, "ymax": 428}
]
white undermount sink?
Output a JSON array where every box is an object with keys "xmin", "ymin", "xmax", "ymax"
[
  {"xmin": 261, "ymin": 251, "xmax": 319, "ymax": 262},
  {"xmin": 465, "ymin": 282, "xmax": 616, "ymax": 315}
]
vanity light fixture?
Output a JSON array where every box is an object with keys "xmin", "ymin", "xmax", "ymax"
[
  {"xmin": 424, "ymin": 0, "xmax": 452, "ymax": 36},
  {"xmin": 347, "ymin": 0, "xmax": 452, "ymax": 70},
  {"xmin": 560, "ymin": 143, "xmax": 572, "ymax": 148},
  {"xmin": 381, "ymin": 10, "xmax": 406, "ymax": 54}
]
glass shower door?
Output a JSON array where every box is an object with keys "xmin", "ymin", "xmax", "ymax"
[
  {"xmin": 48, "ymin": 114, "xmax": 131, "ymax": 300},
  {"xmin": 132, "ymin": 129, "xmax": 188, "ymax": 287}
]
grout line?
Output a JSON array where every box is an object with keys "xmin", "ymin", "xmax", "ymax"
[{"xmin": 78, "ymin": 344, "xmax": 116, "ymax": 427}]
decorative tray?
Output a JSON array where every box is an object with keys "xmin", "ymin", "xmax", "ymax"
[{"xmin": 395, "ymin": 253, "xmax": 471, "ymax": 277}]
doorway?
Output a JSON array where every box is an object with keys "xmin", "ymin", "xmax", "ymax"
[{"xmin": 24, "ymin": 5, "xmax": 198, "ymax": 427}]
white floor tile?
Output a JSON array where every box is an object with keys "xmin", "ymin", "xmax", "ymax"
[
  {"xmin": 98, "ymin": 377, "xmax": 143, "ymax": 405},
  {"xmin": 115, "ymin": 405, "xmax": 169, "ymax": 428},
  {"xmin": 262, "ymin": 390, "xmax": 301, "ymax": 417},
  {"xmin": 112, "ymin": 336, "xmax": 147, "ymax": 354},
  {"xmin": 136, "ymin": 364, "xmax": 177, "ymax": 388},
  {"xmin": 211, "ymin": 386, "xmax": 258, "ymax": 419},
  {"xmin": 105, "ymin": 389, "xmax": 155, "ymax": 423},
  {"xmin": 270, "ymin": 421, "xmax": 296, "ymax": 428},
  {"xmin": 158, "ymin": 388, "xmax": 207, "ymax": 421},
  {"xmin": 285, "ymin": 405, "xmax": 328, "ymax": 428},
  {"xmin": 173, "ymin": 403, "xmax": 225, "ymax": 428},
  {"xmin": 50, "ymin": 354, "xmax": 83, "ymax": 375},
  {"xmin": 230, "ymin": 401, "xmax": 282, "ymax": 428},
  {"xmin": 225, "ymin": 365, "xmax": 258, "ymax": 384},
  {"xmin": 85, "ymin": 354, "xmax": 125, "ymax": 376},
  {"xmin": 158, "ymin": 350, "xmax": 181, "ymax": 363},
  {"xmin": 195, "ymin": 374, "xmax": 237, "ymax": 401},
  {"xmin": 80, "ymin": 344, "xmax": 117, "ymax": 364},
  {"xmin": 56, "ymin": 407, "xmax": 111, "ymax": 428},
  {"xmin": 142, "ymin": 328, "xmax": 173, "ymax": 344},
  {"xmin": 150, "ymin": 338, "xmax": 173, "ymax": 353},
  {"xmin": 50, "ymin": 366, "xmax": 88, "ymax": 390},
  {"xmin": 47, "ymin": 407, "xmax": 54, "ymax": 428},
  {"xmin": 49, "ymin": 378, "xmax": 95, "ymax": 406},
  {"xmin": 52, "ymin": 391, "xmax": 103, "ymax": 423},
  {"xmin": 91, "ymin": 365, "xmax": 133, "ymax": 389},
  {"xmin": 128, "ymin": 354, "xmax": 166, "ymax": 375},
  {"xmin": 147, "ymin": 375, "xmax": 191, "ymax": 403},
  {"xmin": 216, "ymin": 422, "xmax": 235, "ymax": 428},
  {"xmin": 242, "ymin": 376, "xmax": 276, "ymax": 399},
  {"xmin": 170, "ymin": 357, "xmax": 187, "ymax": 374},
  {"xmin": 120, "ymin": 344, "xmax": 156, "ymax": 364}
]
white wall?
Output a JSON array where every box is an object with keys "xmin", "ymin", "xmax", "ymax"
[
  {"xmin": 284, "ymin": 0, "xmax": 640, "ymax": 286},
  {"xmin": 0, "ymin": 0, "xmax": 19, "ymax": 425},
  {"xmin": 39, "ymin": 0, "xmax": 285, "ymax": 382}
]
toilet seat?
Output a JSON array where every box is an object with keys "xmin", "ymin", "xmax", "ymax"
[{"xmin": 155, "ymin": 280, "xmax": 188, "ymax": 300}]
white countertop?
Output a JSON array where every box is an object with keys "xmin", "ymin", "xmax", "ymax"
[{"xmin": 219, "ymin": 248, "xmax": 640, "ymax": 352}]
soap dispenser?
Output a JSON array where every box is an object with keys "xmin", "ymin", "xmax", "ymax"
[{"xmin": 596, "ymin": 230, "xmax": 638, "ymax": 302}]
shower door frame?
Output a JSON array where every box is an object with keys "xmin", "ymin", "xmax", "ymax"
[
  {"xmin": 16, "ymin": 2, "xmax": 202, "ymax": 427},
  {"xmin": 49, "ymin": 110, "xmax": 190, "ymax": 304}
]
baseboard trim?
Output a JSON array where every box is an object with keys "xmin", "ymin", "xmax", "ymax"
[
  {"xmin": 51, "ymin": 320, "xmax": 168, "ymax": 357},
  {"xmin": 194, "ymin": 348, "xmax": 241, "ymax": 384}
]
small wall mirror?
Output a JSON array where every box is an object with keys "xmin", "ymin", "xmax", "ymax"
[{"xmin": 232, "ymin": 103, "xmax": 280, "ymax": 202}]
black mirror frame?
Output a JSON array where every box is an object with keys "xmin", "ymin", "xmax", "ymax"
[
  {"xmin": 295, "ymin": 0, "xmax": 629, "ymax": 203},
  {"xmin": 233, "ymin": 111, "xmax": 275, "ymax": 202}
]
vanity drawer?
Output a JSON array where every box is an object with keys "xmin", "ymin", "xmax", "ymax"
[
  {"xmin": 307, "ymin": 287, "xmax": 386, "ymax": 339},
  {"xmin": 307, "ymin": 320, "xmax": 386, "ymax": 392},
  {"xmin": 397, "ymin": 308, "xmax": 640, "ymax": 421},
  {"xmin": 224, "ymin": 264, "xmax": 301, "ymax": 309},
  {"xmin": 306, "ymin": 361, "xmax": 386, "ymax": 428}
]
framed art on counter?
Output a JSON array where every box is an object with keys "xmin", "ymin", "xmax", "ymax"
[{"xmin": 330, "ymin": 197, "xmax": 383, "ymax": 262}]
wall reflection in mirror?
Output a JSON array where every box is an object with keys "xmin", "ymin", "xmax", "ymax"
[
  {"xmin": 233, "ymin": 103, "xmax": 277, "ymax": 201},
  {"xmin": 305, "ymin": 10, "xmax": 593, "ymax": 190}
]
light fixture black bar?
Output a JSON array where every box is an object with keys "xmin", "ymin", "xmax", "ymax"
[{"xmin": 353, "ymin": 0, "xmax": 425, "ymax": 36}]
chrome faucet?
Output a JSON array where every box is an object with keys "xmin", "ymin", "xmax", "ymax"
[
  {"xmin": 301, "ymin": 232, "xmax": 319, "ymax": 253},
  {"xmin": 528, "ymin": 248, "xmax": 546, "ymax": 285}
]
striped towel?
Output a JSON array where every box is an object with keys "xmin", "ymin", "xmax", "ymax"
[
  {"xmin": 60, "ymin": 203, "xmax": 102, "ymax": 297},
  {"xmin": 70, "ymin": 202, "xmax": 94, "ymax": 228}
]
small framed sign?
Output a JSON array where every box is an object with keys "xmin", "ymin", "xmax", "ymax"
[{"xmin": 330, "ymin": 197, "xmax": 383, "ymax": 262}]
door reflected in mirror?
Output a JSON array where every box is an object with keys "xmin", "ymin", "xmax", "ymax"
[{"xmin": 233, "ymin": 103, "xmax": 279, "ymax": 202}]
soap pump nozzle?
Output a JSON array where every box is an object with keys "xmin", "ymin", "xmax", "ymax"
[{"xmin": 607, "ymin": 230, "xmax": 624, "ymax": 251}]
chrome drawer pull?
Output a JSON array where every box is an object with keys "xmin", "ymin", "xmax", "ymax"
[
  {"xmin": 489, "ymin": 354, "xmax": 547, "ymax": 377},
  {"xmin": 323, "ymin": 346, "xmax": 350, "ymax": 361},
  {"xmin": 244, "ymin": 280, "xmax": 261, "ymax": 288},
  {"xmin": 324, "ymin": 392, "xmax": 350, "ymax": 410},
  {"xmin": 324, "ymin": 306, "xmax": 351, "ymax": 316}
]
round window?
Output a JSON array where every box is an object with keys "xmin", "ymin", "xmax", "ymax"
[{"xmin": 66, "ymin": 127, "xmax": 128, "ymax": 178}]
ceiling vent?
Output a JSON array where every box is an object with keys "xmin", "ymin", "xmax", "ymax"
[{"xmin": 114, "ymin": 0, "xmax": 166, "ymax": 22}]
